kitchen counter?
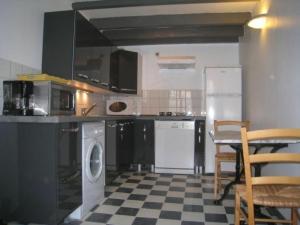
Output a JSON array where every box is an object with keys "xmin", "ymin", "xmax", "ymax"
[
  {"xmin": 0, "ymin": 115, "xmax": 135, "ymax": 123},
  {"xmin": 136, "ymin": 115, "xmax": 206, "ymax": 121},
  {"xmin": 0, "ymin": 115, "xmax": 205, "ymax": 123}
]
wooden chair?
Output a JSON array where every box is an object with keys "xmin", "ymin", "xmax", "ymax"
[
  {"xmin": 235, "ymin": 128, "xmax": 300, "ymax": 225},
  {"xmin": 214, "ymin": 120, "xmax": 250, "ymax": 199}
]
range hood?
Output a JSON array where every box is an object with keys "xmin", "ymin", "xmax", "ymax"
[{"xmin": 157, "ymin": 55, "xmax": 196, "ymax": 70}]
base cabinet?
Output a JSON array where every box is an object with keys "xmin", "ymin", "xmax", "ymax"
[
  {"xmin": 0, "ymin": 123, "xmax": 82, "ymax": 225},
  {"xmin": 194, "ymin": 120, "xmax": 206, "ymax": 173},
  {"xmin": 134, "ymin": 120, "xmax": 154, "ymax": 166}
]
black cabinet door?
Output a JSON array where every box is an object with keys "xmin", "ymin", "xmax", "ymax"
[
  {"xmin": 42, "ymin": 11, "xmax": 75, "ymax": 79},
  {"xmin": 110, "ymin": 50, "xmax": 138, "ymax": 94},
  {"xmin": 74, "ymin": 12, "xmax": 112, "ymax": 87},
  {"xmin": 194, "ymin": 120, "xmax": 206, "ymax": 173},
  {"xmin": 134, "ymin": 120, "xmax": 154, "ymax": 165},
  {"xmin": 57, "ymin": 123, "xmax": 82, "ymax": 222},
  {"xmin": 117, "ymin": 120, "xmax": 134, "ymax": 170},
  {"xmin": 42, "ymin": 10, "xmax": 112, "ymax": 87}
]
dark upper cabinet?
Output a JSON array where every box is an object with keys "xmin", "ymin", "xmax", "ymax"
[
  {"xmin": 42, "ymin": 10, "xmax": 112, "ymax": 88},
  {"xmin": 134, "ymin": 120, "xmax": 155, "ymax": 165},
  {"xmin": 110, "ymin": 49, "xmax": 138, "ymax": 94},
  {"xmin": 194, "ymin": 120, "xmax": 206, "ymax": 174}
]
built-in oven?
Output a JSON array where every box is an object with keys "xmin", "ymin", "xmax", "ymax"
[{"xmin": 33, "ymin": 81, "xmax": 76, "ymax": 116}]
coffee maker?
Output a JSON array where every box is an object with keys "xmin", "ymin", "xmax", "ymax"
[{"xmin": 3, "ymin": 81, "xmax": 34, "ymax": 116}]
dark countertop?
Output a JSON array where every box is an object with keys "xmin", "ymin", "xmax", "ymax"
[{"xmin": 0, "ymin": 115, "xmax": 205, "ymax": 123}]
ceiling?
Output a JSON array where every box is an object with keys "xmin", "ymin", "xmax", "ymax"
[{"xmin": 71, "ymin": 0, "xmax": 259, "ymax": 45}]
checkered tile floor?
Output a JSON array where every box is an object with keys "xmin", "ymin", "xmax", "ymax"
[{"xmin": 80, "ymin": 172, "xmax": 236, "ymax": 225}]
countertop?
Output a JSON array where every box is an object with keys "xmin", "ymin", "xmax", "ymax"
[{"xmin": 0, "ymin": 115, "xmax": 205, "ymax": 123}]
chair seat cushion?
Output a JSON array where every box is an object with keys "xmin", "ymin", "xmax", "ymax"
[{"xmin": 237, "ymin": 184, "xmax": 300, "ymax": 208}]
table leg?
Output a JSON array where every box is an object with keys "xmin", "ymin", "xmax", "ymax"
[{"xmin": 215, "ymin": 146, "xmax": 242, "ymax": 204}]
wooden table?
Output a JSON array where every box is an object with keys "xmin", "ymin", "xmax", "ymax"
[{"xmin": 209, "ymin": 130, "xmax": 300, "ymax": 204}]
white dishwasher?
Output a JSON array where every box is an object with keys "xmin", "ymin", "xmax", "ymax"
[{"xmin": 155, "ymin": 120, "xmax": 195, "ymax": 174}]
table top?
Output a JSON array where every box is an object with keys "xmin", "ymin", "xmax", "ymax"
[{"xmin": 209, "ymin": 130, "xmax": 300, "ymax": 144}]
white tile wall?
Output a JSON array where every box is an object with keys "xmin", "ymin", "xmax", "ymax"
[{"xmin": 108, "ymin": 89, "xmax": 205, "ymax": 116}]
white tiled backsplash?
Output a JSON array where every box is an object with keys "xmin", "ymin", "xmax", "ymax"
[
  {"xmin": 108, "ymin": 89, "xmax": 205, "ymax": 116},
  {"xmin": 0, "ymin": 57, "xmax": 40, "ymax": 115}
]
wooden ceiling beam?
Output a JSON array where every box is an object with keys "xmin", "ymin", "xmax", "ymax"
[
  {"xmin": 102, "ymin": 26, "xmax": 244, "ymax": 40},
  {"xmin": 109, "ymin": 36, "xmax": 239, "ymax": 46},
  {"xmin": 73, "ymin": 0, "xmax": 259, "ymax": 10},
  {"xmin": 90, "ymin": 13, "xmax": 251, "ymax": 30}
]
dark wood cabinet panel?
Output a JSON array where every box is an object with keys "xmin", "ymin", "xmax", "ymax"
[
  {"xmin": 194, "ymin": 120, "xmax": 206, "ymax": 174},
  {"xmin": 110, "ymin": 49, "xmax": 138, "ymax": 94},
  {"xmin": 134, "ymin": 120, "xmax": 154, "ymax": 165}
]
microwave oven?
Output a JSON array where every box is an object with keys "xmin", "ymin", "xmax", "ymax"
[
  {"xmin": 106, "ymin": 99, "xmax": 136, "ymax": 115},
  {"xmin": 33, "ymin": 81, "xmax": 76, "ymax": 116}
]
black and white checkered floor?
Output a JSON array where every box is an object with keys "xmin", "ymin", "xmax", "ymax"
[{"xmin": 81, "ymin": 172, "xmax": 235, "ymax": 225}]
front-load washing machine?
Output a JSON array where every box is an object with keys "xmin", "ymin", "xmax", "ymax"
[{"xmin": 68, "ymin": 122, "xmax": 105, "ymax": 219}]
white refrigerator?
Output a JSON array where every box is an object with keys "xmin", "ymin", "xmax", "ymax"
[{"xmin": 204, "ymin": 67, "xmax": 242, "ymax": 173}]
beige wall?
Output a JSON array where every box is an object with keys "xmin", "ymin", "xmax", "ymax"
[{"xmin": 239, "ymin": 0, "xmax": 300, "ymax": 216}]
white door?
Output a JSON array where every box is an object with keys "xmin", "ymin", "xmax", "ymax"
[
  {"xmin": 205, "ymin": 67, "xmax": 241, "ymax": 95},
  {"xmin": 205, "ymin": 95, "xmax": 241, "ymax": 173}
]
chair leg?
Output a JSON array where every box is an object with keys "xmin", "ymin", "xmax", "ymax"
[
  {"xmin": 234, "ymin": 189, "xmax": 241, "ymax": 225},
  {"xmin": 214, "ymin": 158, "xmax": 219, "ymax": 199},
  {"xmin": 291, "ymin": 208, "xmax": 298, "ymax": 225}
]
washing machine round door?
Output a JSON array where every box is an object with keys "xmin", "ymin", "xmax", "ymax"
[{"xmin": 86, "ymin": 142, "xmax": 103, "ymax": 182}]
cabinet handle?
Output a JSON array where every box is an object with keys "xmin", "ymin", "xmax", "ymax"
[
  {"xmin": 77, "ymin": 73, "xmax": 89, "ymax": 79},
  {"xmin": 120, "ymin": 134, "xmax": 124, "ymax": 142},
  {"xmin": 198, "ymin": 136, "xmax": 201, "ymax": 143},
  {"xmin": 61, "ymin": 127, "xmax": 79, "ymax": 133},
  {"xmin": 91, "ymin": 78, "xmax": 100, "ymax": 83},
  {"xmin": 198, "ymin": 127, "xmax": 202, "ymax": 134},
  {"xmin": 143, "ymin": 125, "xmax": 147, "ymax": 132},
  {"xmin": 144, "ymin": 134, "xmax": 147, "ymax": 141}
]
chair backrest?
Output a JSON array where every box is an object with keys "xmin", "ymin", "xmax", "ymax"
[
  {"xmin": 214, "ymin": 120, "xmax": 250, "ymax": 153},
  {"xmin": 241, "ymin": 128, "xmax": 300, "ymax": 187}
]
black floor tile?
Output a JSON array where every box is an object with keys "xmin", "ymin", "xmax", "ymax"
[
  {"xmin": 142, "ymin": 202, "xmax": 163, "ymax": 210},
  {"xmin": 144, "ymin": 176, "xmax": 158, "ymax": 181},
  {"xmin": 126, "ymin": 179, "xmax": 141, "ymax": 183},
  {"xmin": 132, "ymin": 217, "xmax": 157, "ymax": 225},
  {"xmin": 181, "ymin": 221, "xmax": 204, "ymax": 225},
  {"xmin": 186, "ymin": 183, "xmax": 201, "ymax": 187},
  {"xmin": 116, "ymin": 187, "xmax": 134, "ymax": 193},
  {"xmin": 86, "ymin": 213, "xmax": 112, "ymax": 223},
  {"xmin": 103, "ymin": 198, "xmax": 124, "ymax": 206},
  {"xmin": 150, "ymin": 190, "xmax": 167, "ymax": 196},
  {"xmin": 165, "ymin": 197, "xmax": 184, "ymax": 204},
  {"xmin": 169, "ymin": 186, "xmax": 185, "ymax": 192},
  {"xmin": 202, "ymin": 188, "xmax": 214, "ymax": 193},
  {"xmin": 159, "ymin": 210, "xmax": 181, "ymax": 220},
  {"xmin": 172, "ymin": 178, "xmax": 186, "ymax": 182},
  {"xmin": 116, "ymin": 207, "xmax": 139, "ymax": 216},
  {"xmin": 185, "ymin": 192, "xmax": 202, "ymax": 198},
  {"xmin": 183, "ymin": 204, "xmax": 203, "ymax": 212},
  {"xmin": 156, "ymin": 181, "xmax": 171, "ymax": 186},
  {"xmin": 205, "ymin": 213, "xmax": 228, "ymax": 223},
  {"xmin": 137, "ymin": 184, "xmax": 153, "ymax": 189},
  {"xmin": 128, "ymin": 194, "xmax": 147, "ymax": 201}
]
